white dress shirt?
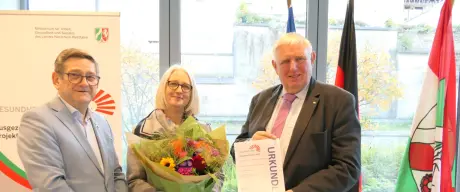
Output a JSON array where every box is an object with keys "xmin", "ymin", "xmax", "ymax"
[
  {"xmin": 59, "ymin": 96, "xmax": 104, "ymax": 174},
  {"xmin": 266, "ymin": 85, "xmax": 309, "ymax": 164}
]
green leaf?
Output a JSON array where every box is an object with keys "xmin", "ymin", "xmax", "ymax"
[{"xmin": 177, "ymin": 157, "xmax": 191, "ymax": 165}]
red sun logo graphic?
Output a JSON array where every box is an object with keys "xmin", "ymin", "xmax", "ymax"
[
  {"xmin": 90, "ymin": 89, "xmax": 116, "ymax": 115},
  {"xmin": 249, "ymin": 144, "xmax": 261, "ymax": 152}
]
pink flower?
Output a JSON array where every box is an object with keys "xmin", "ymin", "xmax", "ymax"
[
  {"xmin": 177, "ymin": 167, "xmax": 193, "ymax": 175},
  {"xmin": 211, "ymin": 149, "xmax": 220, "ymax": 156},
  {"xmin": 177, "ymin": 160, "xmax": 193, "ymax": 175}
]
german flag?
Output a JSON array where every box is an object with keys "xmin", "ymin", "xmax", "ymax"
[
  {"xmin": 334, "ymin": 0, "xmax": 358, "ymax": 112},
  {"xmin": 334, "ymin": 0, "xmax": 361, "ymax": 191}
]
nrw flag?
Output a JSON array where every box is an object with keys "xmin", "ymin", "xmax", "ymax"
[
  {"xmin": 395, "ymin": 0, "xmax": 457, "ymax": 191},
  {"xmin": 333, "ymin": 0, "xmax": 361, "ymax": 191},
  {"xmin": 286, "ymin": 0, "xmax": 296, "ymax": 33}
]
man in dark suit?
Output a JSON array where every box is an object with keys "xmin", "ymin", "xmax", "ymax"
[{"xmin": 231, "ymin": 33, "xmax": 361, "ymax": 192}]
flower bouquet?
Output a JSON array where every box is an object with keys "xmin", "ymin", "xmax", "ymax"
[{"xmin": 128, "ymin": 116, "xmax": 229, "ymax": 192}]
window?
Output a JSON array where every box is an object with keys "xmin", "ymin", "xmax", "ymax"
[
  {"xmin": 327, "ymin": 0, "xmax": 460, "ymax": 191},
  {"xmin": 181, "ymin": 0, "xmax": 307, "ymax": 144},
  {"xmin": 0, "ymin": 0, "xmax": 19, "ymax": 10},
  {"xmin": 99, "ymin": 0, "xmax": 160, "ymax": 130},
  {"xmin": 181, "ymin": 1, "xmax": 307, "ymax": 190},
  {"xmin": 99, "ymin": 0, "xmax": 160, "ymax": 168}
]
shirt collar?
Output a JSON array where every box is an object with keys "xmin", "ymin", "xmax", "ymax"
[
  {"xmin": 58, "ymin": 94, "xmax": 92, "ymax": 122},
  {"xmin": 281, "ymin": 83, "xmax": 309, "ymax": 100}
]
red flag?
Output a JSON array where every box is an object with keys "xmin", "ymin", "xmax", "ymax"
[
  {"xmin": 395, "ymin": 0, "xmax": 456, "ymax": 191},
  {"xmin": 433, "ymin": 0, "xmax": 457, "ymax": 191}
]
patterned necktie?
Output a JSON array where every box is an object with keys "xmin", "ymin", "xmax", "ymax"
[{"xmin": 271, "ymin": 93, "xmax": 297, "ymax": 138}]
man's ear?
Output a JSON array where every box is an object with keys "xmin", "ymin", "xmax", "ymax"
[
  {"xmin": 311, "ymin": 51, "xmax": 317, "ymax": 65},
  {"xmin": 52, "ymin": 72, "xmax": 60, "ymax": 89},
  {"xmin": 272, "ymin": 60, "xmax": 279, "ymax": 75}
]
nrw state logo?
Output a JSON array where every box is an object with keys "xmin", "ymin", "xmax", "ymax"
[
  {"xmin": 90, "ymin": 89, "xmax": 116, "ymax": 115},
  {"xmin": 249, "ymin": 144, "xmax": 260, "ymax": 152},
  {"xmin": 95, "ymin": 28, "xmax": 109, "ymax": 43}
]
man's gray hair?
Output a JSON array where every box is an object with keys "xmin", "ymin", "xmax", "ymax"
[
  {"xmin": 155, "ymin": 64, "xmax": 200, "ymax": 116},
  {"xmin": 272, "ymin": 33, "xmax": 313, "ymax": 60},
  {"xmin": 54, "ymin": 48, "xmax": 99, "ymax": 74}
]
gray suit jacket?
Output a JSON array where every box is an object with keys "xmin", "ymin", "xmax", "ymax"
[
  {"xmin": 17, "ymin": 96, "xmax": 128, "ymax": 192},
  {"xmin": 231, "ymin": 79, "xmax": 361, "ymax": 192}
]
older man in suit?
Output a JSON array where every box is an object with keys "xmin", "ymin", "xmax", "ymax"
[
  {"xmin": 17, "ymin": 48, "xmax": 127, "ymax": 192},
  {"xmin": 231, "ymin": 33, "xmax": 361, "ymax": 192}
]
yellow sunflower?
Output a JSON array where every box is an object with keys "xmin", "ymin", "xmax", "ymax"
[{"xmin": 160, "ymin": 157, "xmax": 176, "ymax": 170}]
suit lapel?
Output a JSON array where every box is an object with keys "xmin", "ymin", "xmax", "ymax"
[
  {"xmin": 90, "ymin": 118, "xmax": 110, "ymax": 188},
  {"xmin": 257, "ymin": 85, "xmax": 283, "ymax": 132},
  {"xmin": 283, "ymin": 79, "xmax": 320, "ymax": 169},
  {"xmin": 48, "ymin": 97, "xmax": 104, "ymax": 176}
]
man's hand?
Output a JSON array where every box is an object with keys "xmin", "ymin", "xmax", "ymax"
[
  {"xmin": 286, "ymin": 190, "xmax": 293, "ymax": 192},
  {"xmin": 251, "ymin": 131, "xmax": 277, "ymax": 140}
]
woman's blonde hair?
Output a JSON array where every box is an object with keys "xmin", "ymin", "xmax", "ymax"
[{"xmin": 155, "ymin": 64, "xmax": 200, "ymax": 116}]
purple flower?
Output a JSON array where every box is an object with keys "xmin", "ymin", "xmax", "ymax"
[{"xmin": 179, "ymin": 160, "xmax": 193, "ymax": 167}]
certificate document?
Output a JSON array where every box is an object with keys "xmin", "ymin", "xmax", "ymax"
[{"xmin": 234, "ymin": 139, "xmax": 286, "ymax": 192}]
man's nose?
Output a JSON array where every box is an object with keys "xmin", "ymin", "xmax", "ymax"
[
  {"xmin": 289, "ymin": 59, "xmax": 298, "ymax": 71},
  {"xmin": 77, "ymin": 77, "xmax": 90, "ymax": 86}
]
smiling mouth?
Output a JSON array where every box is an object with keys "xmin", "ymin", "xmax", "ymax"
[{"xmin": 288, "ymin": 74, "xmax": 301, "ymax": 78}]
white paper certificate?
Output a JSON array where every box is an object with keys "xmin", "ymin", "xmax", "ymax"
[{"xmin": 234, "ymin": 139, "xmax": 286, "ymax": 192}]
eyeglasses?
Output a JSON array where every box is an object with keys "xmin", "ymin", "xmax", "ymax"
[
  {"xmin": 167, "ymin": 81, "xmax": 192, "ymax": 93},
  {"xmin": 62, "ymin": 72, "xmax": 100, "ymax": 86}
]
